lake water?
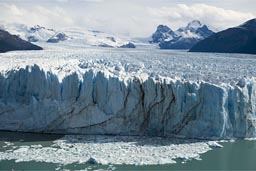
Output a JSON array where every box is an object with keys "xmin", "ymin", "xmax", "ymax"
[{"xmin": 0, "ymin": 131, "xmax": 256, "ymax": 170}]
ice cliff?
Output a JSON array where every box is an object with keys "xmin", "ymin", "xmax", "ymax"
[{"xmin": 0, "ymin": 49, "xmax": 256, "ymax": 139}]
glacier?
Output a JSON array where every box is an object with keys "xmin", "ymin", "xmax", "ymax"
[{"xmin": 0, "ymin": 49, "xmax": 256, "ymax": 139}]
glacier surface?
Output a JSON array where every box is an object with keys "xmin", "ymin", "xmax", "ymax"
[{"xmin": 0, "ymin": 49, "xmax": 256, "ymax": 139}]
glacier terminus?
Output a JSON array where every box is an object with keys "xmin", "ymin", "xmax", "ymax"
[{"xmin": 0, "ymin": 48, "xmax": 256, "ymax": 140}]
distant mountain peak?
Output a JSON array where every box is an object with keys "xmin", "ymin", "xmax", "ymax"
[
  {"xmin": 150, "ymin": 20, "xmax": 215, "ymax": 49},
  {"xmin": 47, "ymin": 32, "xmax": 69, "ymax": 43},
  {"xmin": 186, "ymin": 20, "xmax": 203, "ymax": 29},
  {"xmin": 29, "ymin": 25, "xmax": 45, "ymax": 32},
  {"xmin": 156, "ymin": 25, "xmax": 172, "ymax": 32},
  {"xmin": 178, "ymin": 20, "xmax": 210, "ymax": 38},
  {"xmin": 151, "ymin": 24, "xmax": 176, "ymax": 43},
  {"xmin": 29, "ymin": 25, "xmax": 55, "ymax": 33},
  {"xmin": 33, "ymin": 25, "xmax": 45, "ymax": 29}
]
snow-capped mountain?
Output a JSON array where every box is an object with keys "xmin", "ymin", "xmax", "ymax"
[
  {"xmin": 0, "ymin": 29, "xmax": 42, "ymax": 53},
  {"xmin": 47, "ymin": 32, "xmax": 69, "ymax": 43},
  {"xmin": 26, "ymin": 25, "xmax": 56, "ymax": 42},
  {"xmin": 0, "ymin": 23, "xmax": 56, "ymax": 42},
  {"xmin": 177, "ymin": 20, "xmax": 214, "ymax": 39},
  {"xmin": 63, "ymin": 28, "xmax": 135, "ymax": 48},
  {"xmin": 151, "ymin": 20, "xmax": 215, "ymax": 49},
  {"xmin": 0, "ymin": 23, "xmax": 136, "ymax": 48},
  {"xmin": 151, "ymin": 25, "xmax": 178, "ymax": 43}
]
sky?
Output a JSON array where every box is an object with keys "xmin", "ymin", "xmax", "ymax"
[{"xmin": 0, "ymin": 0, "xmax": 255, "ymax": 37}]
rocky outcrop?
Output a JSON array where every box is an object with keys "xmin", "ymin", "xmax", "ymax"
[
  {"xmin": 47, "ymin": 32, "xmax": 69, "ymax": 43},
  {"xmin": 0, "ymin": 65, "xmax": 255, "ymax": 139},
  {"xmin": 28, "ymin": 25, "xmax": 55, "ymax": 33},
  {"xmin": 106, "ymin": 37, "xmax": 116, "ymax": 42},
  {"xmin": 27, "ymin": 36, "xmax": 39, "ymax": 42},
  {"xmin": 98, "ymin": 44, "xmax": 114, "ymax": 48},
  {"xmin": 119, "ymin": 42, "xmax": 136, "ymax": 48}
]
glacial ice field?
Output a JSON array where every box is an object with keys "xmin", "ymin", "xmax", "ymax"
[
  {"xmin": 1, "ymin": 47, "xmax": 256, "ymax": 84},
  {"xmin": 0, "ymin": 47, "xmax": 256, "ymax": 139}
]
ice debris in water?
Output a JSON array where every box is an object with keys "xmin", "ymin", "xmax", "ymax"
[
  {"xmin": 207, "ymin": 141, "xmax": 223, "ymax": 148},
  {"xmin": 0, "ymin": 135, "xmax": 219, "ymax": 165},
  {"xmin": 3, "ymin": 141, "xmax": 14, "ymax": 148}
]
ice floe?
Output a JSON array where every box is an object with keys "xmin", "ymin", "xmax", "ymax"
[{"xmin": 0, "ymin": 135, "xmax": 217, "ymax": 165}]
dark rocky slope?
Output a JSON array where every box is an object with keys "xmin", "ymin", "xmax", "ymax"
[
  {"xmin": 0, "ymin": 29, "xmax": 42, "ymax": 53},
  {"xmin": 190, "ymin": 19, "xmax": 256, "ymax": 54}
]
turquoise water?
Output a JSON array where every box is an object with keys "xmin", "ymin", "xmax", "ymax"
[{"xmin": 0, "ymin": 131, "xmax": 256, "ymax": 170}]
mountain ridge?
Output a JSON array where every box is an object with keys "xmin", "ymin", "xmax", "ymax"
[
  {"xmin": 150, "ymin": 20, "xmax": 215, "ymax": 49},
  {"xmin": 1, "ymin": 23, "xmax": 136, "ymax": 48},
  {"xmin": 189, "ymin": 18, "xmax": 256, "ymax": 54},
  {"xmin": 0, "ymin": 29, "xmax": 43, "ymax": 53}
]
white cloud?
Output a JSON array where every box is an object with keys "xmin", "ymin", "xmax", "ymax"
[
  {"xmin": 5, "ymin": 4, "xmax": 24, "ymax": 16},
  {"xmin": 0, "ymin": 3, "xmax": 74, "ymax": 29},
  {"xmin": 55, "ymin": 0, "xmax": 104, "ymax": 2},
  {"xmin": 55, "ymin": 0, "xmax": 68, "ymax": 2},
  {"xmin": 0, "ymin": 1, "xmax": 255, "ymax": 37},
  {"xmin": 147, "ymin": 4, "xmax": 255, "ymax": 31}
]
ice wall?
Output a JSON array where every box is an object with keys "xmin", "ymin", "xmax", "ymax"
[{"xmin": 0, "ymin": 65, "xmax": 255, "ymax": 139}]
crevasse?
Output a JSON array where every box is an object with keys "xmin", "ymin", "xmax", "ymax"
[{"xmin": 0, "ymin": 65, "xmax": 255, "ymax": 139}]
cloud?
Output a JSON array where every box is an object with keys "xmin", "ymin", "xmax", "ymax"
[
  {"xmin": 0, "ymin": 3, "xmax": 74, "ymax": 28},
  {"xmin": 55, "ymin": 0, "xmax": 68, "ymax": 2},
  {"xmin": 56, "ymin": 0, "xmax": 68, "ymax": 2},
  {"xmin": 55, "ymin": 0, "xmax": 104, "ymax": 2},
  {"xmin": 147, "ymin": 3, "xmax": 255, "ymax": 31},
  {"xmin": 0, "ymin": 1, "xmax": 255, "ymax": 37},
  {"xmin": 5, "ymin": 4, "xmax": 24, "ymax": 16}
]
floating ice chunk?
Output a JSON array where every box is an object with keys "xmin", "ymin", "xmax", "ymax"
[
  {"xmin": 207, "ymin": 141, "xmax": 223, "ymax": 148},
  {"xmin": 31, "ymin": 144, "xmax": 43, "ymax": 148},
  {"xmin": 244, "ymin": 138, "xmax": 256, "ymax": 141},
  {"xmin": 4, "ymin": 141, "xmax": 14, "ymax": 147},
  {"xmin": 13, "ymin": 146, "xmax": 30, "ymax": 153}
]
